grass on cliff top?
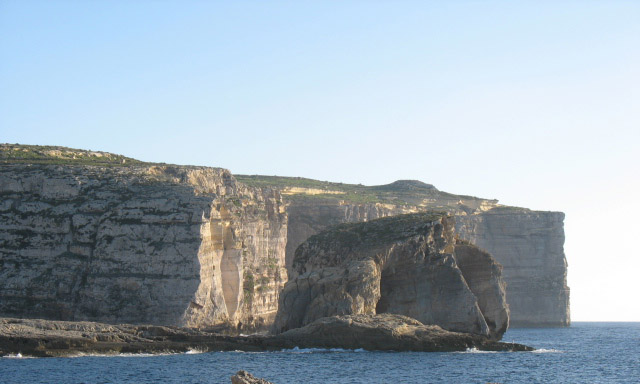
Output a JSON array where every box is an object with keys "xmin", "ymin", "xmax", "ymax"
[
  {"xmin": 0, "ymin": 144, "xmax": 147, "ymax": 167},
  {"xmin": 236, "ymin": 175, "xmax": 447, "ymax": 206}
]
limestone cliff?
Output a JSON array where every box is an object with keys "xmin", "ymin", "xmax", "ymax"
[
  {"xmin": 238, "ymin": 175, "xmax": 570, "ymax": 328},
  {"xmin": 0, "ymin": 145, "xmax": 287, "ymax": 330},
  {"xmin": 272, "ymin": 213, "xmax": 510, "ymax": 340},
  {"xmin": 1, "ymin": 145, "xmax": 569, "ymax": 330},
  {"xmin": 456, "ymin": 208, "xmax": 570, "ymax": 327}
]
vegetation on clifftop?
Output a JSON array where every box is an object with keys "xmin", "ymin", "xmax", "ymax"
[
  {"xmin": 236, "ymin": 174, "xmax": 494, "ymax": 208},
  {"xmin": 2, "ymin": 144, "xmax": 520, "ymax": 212},
  {"xmin": 0, "ymin": 144, "xmax": 147, "ymax": 167}
]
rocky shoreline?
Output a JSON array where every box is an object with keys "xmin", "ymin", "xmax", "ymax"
[{"xmin": 0, "ymin": 315, "xmax": 532, "ymax": 357}]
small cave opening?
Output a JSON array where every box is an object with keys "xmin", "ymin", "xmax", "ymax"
[{"xmin": 375, "ymin": 270, "xmax": 393, "ymax": 314}]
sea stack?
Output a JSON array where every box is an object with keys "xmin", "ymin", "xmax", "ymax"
[{"xmin": 272, "ymin": 213, "xmax": 510, "ymax": 340}]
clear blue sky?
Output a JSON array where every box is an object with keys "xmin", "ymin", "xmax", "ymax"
[{"xmin": 1, "ymin": 1, "xmax": 639, "ymax": 321}]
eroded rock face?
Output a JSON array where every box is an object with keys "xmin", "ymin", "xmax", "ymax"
[
  {"xmin": 456, "ymin": 209, "xmax": 570, "ymax": 327},
  {"xmin": 453, "ymin": 240, "xmax": 509, "ymax": 339},
  {"xmin": 0, "ymin": 164, "xmax": 287, "ymax": 330},
  {"xmin": 272, "ymin": 213, "xmax": 509, "ymax": 339}
]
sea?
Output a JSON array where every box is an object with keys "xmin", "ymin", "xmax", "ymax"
[{"xmin": 1, "ymin": 322, "xmax": 638, "ymax": 383}]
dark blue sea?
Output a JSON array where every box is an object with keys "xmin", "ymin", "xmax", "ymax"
[{"xmin": 1, "ymin": 322, "xmax": 639, "ymax": 383}]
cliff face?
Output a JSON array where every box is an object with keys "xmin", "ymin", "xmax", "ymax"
[
  {"xmin": 273, "ymin": 213, "xmax": 510, "ymax": 340},
  {"xmin": 285, "ymin": 198, "xmax": 415, "ymax": 271},
  {"xmin": 237, "ymin": 176, "xmax": 570, "ymax": 328},
  {"xmin": 1, "ymin": 145, "xmax": 569, "ymax": 330},
  {"xmin": 0, "ymin": 160, "xmax": 287, "ymax": 330},
  {"xmin": 455, "ymin": 209, "xmax": 570, "ymax": 327}
]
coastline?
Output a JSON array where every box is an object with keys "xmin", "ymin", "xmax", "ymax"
[{"xmin": 0, "ymin": 316, "xmax": 532, "ymax": 358}]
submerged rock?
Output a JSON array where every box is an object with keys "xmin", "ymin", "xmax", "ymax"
[{"xmin": 272, "ymin": 213, "xmax": 510, "ymax": 340}]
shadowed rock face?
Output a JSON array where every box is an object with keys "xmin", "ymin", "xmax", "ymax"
[
  {"xmin": 454, "ymin": 240, "xmax": 509, "ymax": 339},
  {"xmin": 0, "ymin": 162, "xmax": 287, "ymax": 330},
  {"xmin": 272, "ymin": 213, "xmax": 510, "ymax": 340}
]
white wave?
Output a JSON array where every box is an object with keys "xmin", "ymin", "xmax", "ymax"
[
  {"xmin": 456, "ymin": 348, "xmax": 499, "ymax": 354},
  {"xmin": 68, "ymin": 352, "xmax": 169, "ymax": 358},
  {"xmin": 531, "ymin": 348, "xmax": 563, "ymax": 353},
  {"xmin": 185, "ymin": 348, "xmax": 206, "ymax": 354},
  {"xmin": 3, "ymin": 353, "xmax": 35, "ymax": 359},
  {"xmin": 280, "ymin": 346, "xmax": 367, "ymax": 353}
]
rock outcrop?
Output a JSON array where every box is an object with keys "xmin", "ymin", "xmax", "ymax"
[
  {"xmin": 0, "ymin": 146, "xmax": 287, "ymax": 331},
  {"xmin": 272, "ymin": 213, "xmax": 509, "ymax": 340},
  {"xmin": 0, "ymin": 316, "xmax": 531, "ymax": 357},
  {"xmin": 238, "ymin": 175, "xmax": 570, "ymax": 328},
  {"xmin": 272, "ymin": 314, "xmax": 531, "ymax": 352},
  {"xmin": 231, "ymin": 371, "xmax": 274, "ymax": 384}
]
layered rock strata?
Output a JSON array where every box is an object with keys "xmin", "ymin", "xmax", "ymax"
[
  {"xmin": 1, "ymin": 145, "xmax": 569, "ymax": 330},
  {"xmin": 0, "ymin": 161, "xmax": 287, "ymax": 330},
  {"xmin": 272, "ymin": 213, "xmax": 509, "ymax": 340}
]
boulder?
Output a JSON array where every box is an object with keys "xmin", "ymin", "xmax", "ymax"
[{"xmin": 231, "ymin": 371, "xmax": 274, "ymax": 384}]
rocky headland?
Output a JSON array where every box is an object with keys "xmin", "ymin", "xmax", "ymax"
[{"xmin": 0, "ymin": 143, "xmax": 568, "ymax": 355}]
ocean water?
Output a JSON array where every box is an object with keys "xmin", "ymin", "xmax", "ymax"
[{"xmin": 1, "ymin": 322, "xmax": 639, "ymax": 383}]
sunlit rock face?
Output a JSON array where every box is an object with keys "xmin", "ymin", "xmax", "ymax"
[
  {"xmin": 456, "ymin": 209, "xmax": 570, "ymax": 327},
  {"xmin": 272, "ymin": 213, "xmax": 510, "ymax": 340},
  {"xmin": 0, "ymin": 160, "xmax": 287, "ymax": 331}
]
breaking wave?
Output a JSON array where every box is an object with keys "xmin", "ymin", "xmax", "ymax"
[{"xmin": 281, "ymin": 346, "xmax": 368, "ymax": 353}]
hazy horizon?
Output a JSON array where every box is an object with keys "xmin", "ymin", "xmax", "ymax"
[{"xmin": 1, "ymin": 1, "xmax": 639, "ymax": 321}]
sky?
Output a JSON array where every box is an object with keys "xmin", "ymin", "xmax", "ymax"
[{"xmin": 1, "ymin": 1, "xmax": 639, "ymax": 321}]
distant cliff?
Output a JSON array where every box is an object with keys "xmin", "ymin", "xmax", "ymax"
[
  {"xmin": 238, "ymin": 175, "xmax": 570, "ymax": 327},
  {"xmin": 0, "ymin": 145, "xmax": 287, "ymax": 330}
]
